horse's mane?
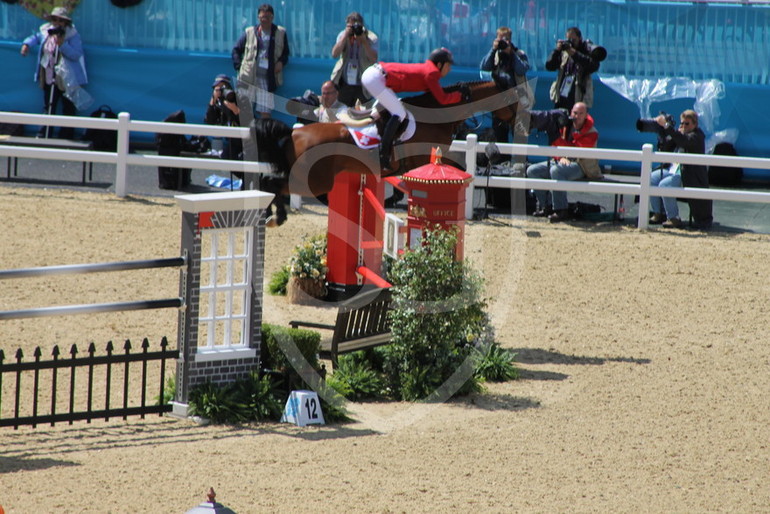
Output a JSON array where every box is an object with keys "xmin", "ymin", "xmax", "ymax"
[
  {"xmin": 403, "ymin": 80, "xmax": 496, "ymax": 109},
  {"xmin": 251, "ymin": 118, "xmax": 293, "ymax": 174}
]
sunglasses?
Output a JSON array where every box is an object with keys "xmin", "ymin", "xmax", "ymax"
[{"xmin": 680, "ymin": 121, "xmax": 692, "ymax": 126}]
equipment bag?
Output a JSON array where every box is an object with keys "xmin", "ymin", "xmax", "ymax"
[
  {"xmin": 84, "ymin": 105, "xmax": 118, "ymax": 151},
  {"xmin": 708, "ymin": 142, "xmax": 742, "ymax": 187}
]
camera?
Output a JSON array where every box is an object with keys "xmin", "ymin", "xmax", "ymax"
[
  {"xmin": 351, "ymin": 23, "xmax": 364, "ymax": 36},
  {"xmin": 219, "ymin": 86, "xmax": 236, "ymax": 103},
  {"xmin": 558, "ymin": 39, "xmax": 572, "ymax": 50},
  {"xmin": 585, "ymin": 41, "xmax": 607, "ymax": 62},
  {"xmin": 636, "ymin": 111, "xmax": 674, "ymax": 133},
  {"xmin": 47, "ymin": 26, "xmax": 65, "ymax": 36},
  {"xmin": 497, "ymin": 39, "xmax": 508, "ymax": 51}
]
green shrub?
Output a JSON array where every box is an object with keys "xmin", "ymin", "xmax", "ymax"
[
  {"xmin": 156, "ymin": 375, "xmax": 176, "ymax": 406},
  {"xmin": 232, "ymin": 372, "xmax": 285, "ymax": 421},
  {"xmin": 188, "ymin": 372, "xmax": 284, "ymax": 424},
  {"xmin": 326, "ymin": 353, "xmax": 387, "ymax": 401},
  {"xmin": 473, "ymin": 342, "xmax": 519, "ymax": 382},
  {"xmin": 261, "ymin": 323, "xmax": 321, "ymax": 373},
  {"xmin": 268, "ymin": 265, "xmax": 290, "ymax": 295},
  {"xmin": 384, "ymin": 227, "xmax": 485, "ymax": 401},
  {"xmin": 188, "ymin": 381, "xmax": 246, "ymax": 423}
]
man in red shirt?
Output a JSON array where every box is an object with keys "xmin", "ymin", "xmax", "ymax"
[
  {"xmin": 361, "ymin": 48, "xmax": 462, "ymax": 171},
  {"xmin": 525, "ymin": 102, "xmax": 601, "ymax": 222}
]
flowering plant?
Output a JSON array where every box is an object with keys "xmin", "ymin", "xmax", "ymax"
[{"xmin": 289, "ymin": 233, "xmax": 328, "ymax": 281}]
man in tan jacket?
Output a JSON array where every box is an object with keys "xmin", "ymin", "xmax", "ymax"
[{"xmin": 232, "ymin": 4, "xmax": 289, "ymax": 119}]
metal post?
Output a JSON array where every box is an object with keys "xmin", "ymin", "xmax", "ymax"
[
  {"xmin": 464, "ymin": 133, "xmax": 478, "ymax": 220},
  {"xmin": 638, "ymin": 143, "xmax": 654, "ymax": 230},
  {"xmin": 115, "ymin": 112, "xmax": 131, "ymax": 197}
]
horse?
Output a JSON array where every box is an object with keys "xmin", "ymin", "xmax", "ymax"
[{"xmin": 257, "ymin": 78, "xmax": 521, "ymax": 225}]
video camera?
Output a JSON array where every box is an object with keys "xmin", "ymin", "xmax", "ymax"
[
  {"xmin": 47, "ymin": 26, "xmax": 65, "ymax": 36},
  {"xmin": 636, "ymin": 111, "xmax": 674, "ymax": 134},
  {"xmin": 351, "ymin": 22, "xmax": 365, "ymax": 36}
]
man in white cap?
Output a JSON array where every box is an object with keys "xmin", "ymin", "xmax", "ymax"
[{"xmin": 20, "ymin": 6, "xmax": 88, "ymax": 138}]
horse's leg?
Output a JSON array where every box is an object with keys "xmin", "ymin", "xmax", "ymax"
[{"xmin": 261, "ymin": 174, "xmax": 290, "ymax": 227}]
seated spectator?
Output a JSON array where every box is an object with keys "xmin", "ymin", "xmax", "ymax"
[
  {"xmin": 314, "ymin": 81, "xmax": 348, "ymax": 123},
  {"xmin": 649, "ymin": 109, "xmax": 712, "ymax": 229},
  {"xmin": 525, "ymin": 102, "xmax": 601, "ymax": 222},
  {"xmin": 330, "ymin": 12, "xmax": 378, "ymax": 107}
]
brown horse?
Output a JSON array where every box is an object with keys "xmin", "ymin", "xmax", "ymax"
[{"xmin": 257, "ymin": 78, "xmax": 520, "ymax": 224}]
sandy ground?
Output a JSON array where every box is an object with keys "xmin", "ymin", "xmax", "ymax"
[{"xmin": 1, "ymin": 185, "xmax": 769, "ymax": 513}]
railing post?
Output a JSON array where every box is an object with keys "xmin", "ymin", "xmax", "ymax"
[
  {"xmin": 115, "ymin": 112, "xmax": 131, "ymax": 198},
  {"xmin": 464, "ymin": 133, "xmax": 478, "ymax": 220},
  {"xmin": 638, "ymin": 143, "xmax": 654, "ymax": 230},
  {"xmin": 290, "ymin": 123, "xmax": 304, "ymax": 210}
]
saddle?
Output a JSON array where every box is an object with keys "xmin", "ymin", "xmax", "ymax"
[{"xmin": 337, "ymin": 103, "xmax": 416, "ymax": 150}]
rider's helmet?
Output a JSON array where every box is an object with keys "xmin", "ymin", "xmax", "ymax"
[{"xmin": 428, "ymin": 47, "xmax": 454, "ymax": 66}]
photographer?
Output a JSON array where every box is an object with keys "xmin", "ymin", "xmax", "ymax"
[
  {"xmin": 20, "ymin": 7, "xmax": 87, "ymax": 139},
  {"xmin": 330, "ymin": 12, "xmax": 379, "ymax": 107},
  {"xmin": 642, "ymin": 110, "xmax": 712, "ymax": 229},
  {"xmin": 525, "ymin": 102, "xmax": 601, "ymax": 222},
  {"xmin": 545, "ymin": 26, "xmax": 604, "ymax": 111},
  {"xmin": 479, "ymin": 26, "xmax": 533, "ymax": 144},
  {"xmin": 204, "ymin": 74, "xmax": 243, "ymax": 178}
]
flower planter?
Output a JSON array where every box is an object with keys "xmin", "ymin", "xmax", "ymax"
[{"xmin": 286, "ymin": 276, "xmax": 327, "ymax": 304}]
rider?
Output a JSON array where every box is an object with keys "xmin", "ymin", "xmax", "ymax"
[{"xmin": 361, "ymin": 48, "xmax": 463, "ymax": 172}]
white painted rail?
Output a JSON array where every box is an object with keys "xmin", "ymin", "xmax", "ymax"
[
  {"xmin": 0, "ymin": 111, "xmax": 273, "ymax": 198},
  {"xmin": 452, "ymin": 134, "xmax": 770, "ymax": 229}
]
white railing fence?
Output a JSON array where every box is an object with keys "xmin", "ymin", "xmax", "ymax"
[
  {"xmin": 453, "ymin": 134, "xmax": 770, "ymax": 229},
  {"xmin": 3, "ymin": 110, "xmax": 770, "ymax": 231},
  {"xmin": 0, "ymin": 111, "xmax": 273, "ymax": 198}
]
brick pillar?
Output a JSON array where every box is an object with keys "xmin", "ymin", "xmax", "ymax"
[{"xmin": 171, "ymin": 191, "xmax": 274, "ymax": 418}]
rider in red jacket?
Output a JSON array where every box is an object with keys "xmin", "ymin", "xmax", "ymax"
[{"xmin": 361, "ymin": 48, "xmax": 461, "ymax": 171}]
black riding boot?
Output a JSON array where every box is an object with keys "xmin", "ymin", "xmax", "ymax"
[{"xmin": 379, "ymin": 115, "xmax": 401, "ymax": 172}]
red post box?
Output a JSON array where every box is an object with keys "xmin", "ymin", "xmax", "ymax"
[{"xmin": 401, "ymin": 148, "xmax": 472, "ymax": 259}]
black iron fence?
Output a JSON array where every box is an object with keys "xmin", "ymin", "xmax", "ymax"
[{"xmin": 0, "ymin": 337, "xmax": 179, "ymax": 429}]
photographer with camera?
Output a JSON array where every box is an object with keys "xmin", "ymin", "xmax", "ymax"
[
  {"xmin": 525, "ymin": 102, "xmax": 601, "ymax": 222},
  {"xmin": 639, "ymin": 110, "xmax": 712, "ymax": 229},
  {"xmin": 204, "ymin": 74, "xmax": 242, "ymax": 167},
  {"xmin": 331, "ymin": 12, "xmax": 379, "ymax": 107},
  {"xmin": 20, "ymin": 6, "xmax": 87, "ymax": 139},
  {"xmin": 479, "ymin": 26, "xmax": 533, "ymax": 145},
  {"xmin": 545, "ymin": 26, "xmax": 605, "ymax": 111}
]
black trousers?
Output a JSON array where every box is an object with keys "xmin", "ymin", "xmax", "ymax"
[
  {"xmin": 40, "ymin": 83, "xmax": 76, "ymax": 139},
  {"xmin": 337, "ymin": 79, "xmax": 370, "ymax": 107}
]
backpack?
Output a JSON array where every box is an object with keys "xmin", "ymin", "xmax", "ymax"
[
  {"xmin": 84, "ymin": 105, "xmax": 118, "ymax": 151},
  {"xmin": 708, "ymin": 142, "xmax": 742, "ymax": 186}
]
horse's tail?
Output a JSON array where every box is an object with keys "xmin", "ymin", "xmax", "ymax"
[{"xmin": 251, "ymin": 118, "xmax": 294, "ymax": 176}]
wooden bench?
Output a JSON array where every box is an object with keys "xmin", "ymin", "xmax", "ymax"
[
  {"xmin": 0, "ymin": 135, "xmax": 94, "ymax": 183},
  {"xmin": 289, "ymin": 287, "xmax": 393, "ymax": 369}
]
